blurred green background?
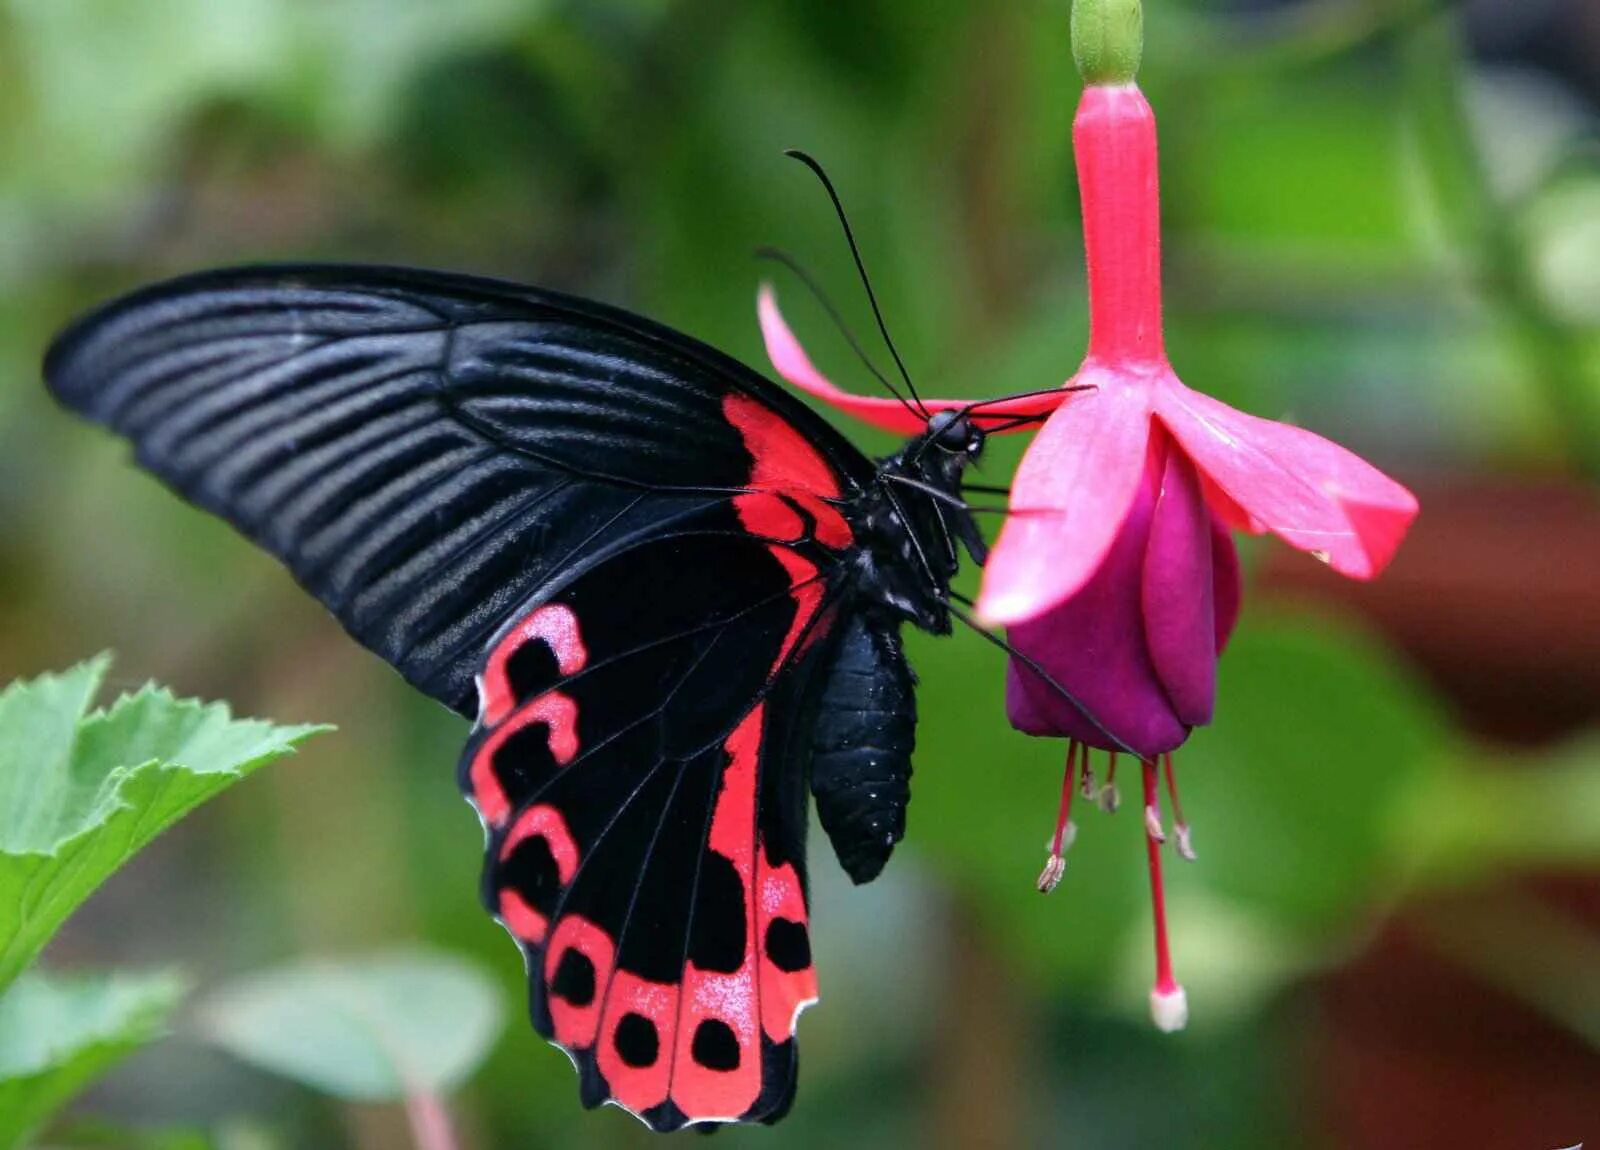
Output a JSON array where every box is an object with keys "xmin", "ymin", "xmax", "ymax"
[{"xmin": 3, "ymin": 0, "xmax": 1599, "ymax": 1146}]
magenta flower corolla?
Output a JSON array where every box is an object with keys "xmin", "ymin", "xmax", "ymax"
[{"xmin": 757, "ymin": 9, "xmax": 1418, "ymax": 1031}]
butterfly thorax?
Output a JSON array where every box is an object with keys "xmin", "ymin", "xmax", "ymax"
[{"xmin": 846, "ymin": 414, "xmax": 986, "ymax": 635}]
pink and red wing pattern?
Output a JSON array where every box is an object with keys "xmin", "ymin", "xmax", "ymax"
[{"xmin": 458, "ymin": 395, "xmax": 851, "ymax": 1131}]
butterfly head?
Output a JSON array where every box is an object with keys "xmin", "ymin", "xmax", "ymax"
[{"xmin": 925, "ymin": 410, "xmax": 986, "ymax": 460}]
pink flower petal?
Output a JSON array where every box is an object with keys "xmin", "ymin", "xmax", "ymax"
[
  {"xmin": 976, "ymin": 374, "xmax": 1154, "ymax": 624},
  {"xmin": 1155, "ymin": 380, "xmax": 1418, "ymax": 581},
  {"xmin": 1141, "ymin": 439, "xmax": 1217, "ymax": 727},
  {"xmin": 1199, "ymin": 472, "xmax": 1264, "ymax": 535},
  {"xmin": 758, "ymin": 285, "xmax": 1072, "ymax": 434},
  {"xmin": 1211, "ymin": 518, "xmax": 1242, "ymax": 653},
  {"xmin": 1005, "ymin": 429, "xmax": 1189, "ymax": 756}
]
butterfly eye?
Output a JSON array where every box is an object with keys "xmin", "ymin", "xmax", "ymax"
[{"xmin": 932, "ymin": 413, "xmax": 973, "ymax": 452}]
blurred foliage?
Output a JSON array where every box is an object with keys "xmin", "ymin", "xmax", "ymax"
[
  {"xmin": 0, "ymin": 657, "xmax": 322, "ymax": 1148},
  {"xmin": 0, "ymin": 0, "xmax": 1597, "ymax": 1147},
  {"xmin": 199, "ymin": 951, "xmax": 504, "ymax": 1101},
  {"xmin": 0, "ymin": 972, "xmax": 183, "ymax": 1150},
  {"xmin": 0, "ymin": 657, "xmax": 325, "ymax": 992}
]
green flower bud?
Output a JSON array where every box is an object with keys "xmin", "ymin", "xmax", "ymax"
[{"xmin": 1071, "ymin": 0, "xmax": 1143, "ymax": 86}]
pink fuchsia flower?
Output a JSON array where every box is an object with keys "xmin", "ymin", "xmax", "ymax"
[{"xmin": 759, "ymin": 2, "xmax": 1417, "ymax": 1030}]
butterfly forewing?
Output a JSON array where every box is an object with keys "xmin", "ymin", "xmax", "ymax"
[{"xmin": 44, "ymin": 265, "xmax": 873, "ymax": 715}]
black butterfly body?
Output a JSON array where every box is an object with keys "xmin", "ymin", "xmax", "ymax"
[{"xmin": 44, "ymin": 265, "xmax": 990, "ymax": 1130}]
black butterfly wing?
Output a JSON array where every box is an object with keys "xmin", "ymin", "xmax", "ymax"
[
  {"xmin": 470, "ymin": 518, "xmax": 842, "ymax": 1129},
  {"xmin": 43, "ymin": 264, "xmax": 879, "ymax": 1129},
  {"xmin": 43, "ymin": 264, "xmax": 875, "ymax": 715}
]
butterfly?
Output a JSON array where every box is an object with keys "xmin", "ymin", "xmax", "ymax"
[{"xmin": 43, "ymin": 170, "xmax": 1103, "ymax": 1128}]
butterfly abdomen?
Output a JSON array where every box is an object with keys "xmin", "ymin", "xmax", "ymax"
[{"xmin": 808, "ymin": 612, "xmax": 916, "ymax": 885}]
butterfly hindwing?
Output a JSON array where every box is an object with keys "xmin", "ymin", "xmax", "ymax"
[{"xmin": 469, "ymin": 518, "xmax": 835, "ymax": 1128}]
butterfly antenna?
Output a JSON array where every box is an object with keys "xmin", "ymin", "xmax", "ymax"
[
  {"xmin": 755, "ymin": 245, "xmax": 918, "ymax": 416},
  {"xmin": 784, "ymin": 149, "xmax": 930, "ymax": 419},
  {"xmin": 983, "ymin": 412, "xmax": 1053, "ymax": 434}
]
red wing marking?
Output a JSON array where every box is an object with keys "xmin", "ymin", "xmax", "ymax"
[
  {"xmin": 502, "ymin": 804, "xmax": 580, "ymax": 882},
  {"xmin": 469, "ymin": 690, "xmax": 581, "ymax": 827},
  {"xmin": 497, "ymin": 806, "xmax": 579, "ymax": 944},
  {"xmin": 723, "ymin": 393, "xmax": 852, "ymax": 550},
  {"xmin": 499, "ymin": 890, "xmax": 549, "ymax": 944},
  {"xmin": 671, "ymin": 707, "xmax": 764, "ymax": 1118},
  {"xmin": 731, "ymin": 492, "xmax": 805, "ymax": 542},
  {"xmin": 480, "ymin": 604, "xmax": 589, "ymax": 727},
  {"xmin": 545, "ymin": 915, "xmax": 617, "ymax": 1048},
  {"xmin": 523, "ymin": 693, "xmax": 581, "ymax": 762},
  {"xmin": 768, "ymin": 549, "xmax": 826, "ymax": 670},
  {"xmin": 721, "ymin": 394, "xmax": 840, "ymax": 498},
  {"xmin": 469, "ymin": 755, "xmax": 510, "ymax": 826},
  {"xmin": 757, "ymin": 853, "xmax": 816, "ymax": 1040},
  {"xmin": 597, "ymin": 971, "xmax": 682, "ymax": 1113},
  {"xmin": 807, "ymin": 504, "xmax": 851, "ymax": 549}
]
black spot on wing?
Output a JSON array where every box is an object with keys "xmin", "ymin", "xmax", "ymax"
[
  {"xmin": 691, "ymin": 1019, "xmax": 741, "ymax": 1071},
  {"xmin": 615, "ymin": 1013, "xmax": 660, "ymax": 1068},
  {"xmin": 764, "ymin": 918, "xmax": 811, "ymax": 974},
  {"xmin": 551, "ymin": 948, "xmax": 596, "ymax": 1008}
]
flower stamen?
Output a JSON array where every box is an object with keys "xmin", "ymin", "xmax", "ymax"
[
  {"xmin": 1038, "ymin": 740, "xmax": 1081, "ymax": 893},
  {"xmin": 1143, "ymin": 759, "xmax": 1167, "ymax": 843},
  {"xmin": 1143, "ymin": 758, "xmax": 1188, "ymax": 1031},
  {"xmin": 1098, "ymin": 750, "xmax": 1121, "ymax": 813},
  {"xmin": 1163, "ymin": 752, "xmax": 1196, "ymax": 861}
]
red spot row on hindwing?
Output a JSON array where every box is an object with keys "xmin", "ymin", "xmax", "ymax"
[
  {"xmin": 496, "ymin": 804, "xmax": 579, "ymax": 945},
  {"xmin": 479, "ymin": 603, "xmax": 588, "ymax": 727},
  {"xmin": 469, "ymin": 604, "xmax": 589, "ymax": 827}
]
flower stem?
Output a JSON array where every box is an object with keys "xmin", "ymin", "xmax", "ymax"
[{"xmin": 404, "ymin": 1090, "xmax": 460, "ymax": 1150}]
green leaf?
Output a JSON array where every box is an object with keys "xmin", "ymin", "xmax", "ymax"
[
  {"xmin": 0, "ymin": 970, "xmax": 184, "ymax": 1150},
  {"xmin": 0, "ymin": 657, "xmax": 329, "ymax": 993},
  {"xmin": 199, "ymin": 951, "xmax": 504, "ymax": 1101}
]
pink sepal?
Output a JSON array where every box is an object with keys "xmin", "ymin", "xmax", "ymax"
[
  {"xmin": 1155, "ymin": 380, "xmax": 1418, "ymax": 581},
  {"xmin": 977, "ymin": 372, "xmax": 1154, "ymax": 625},
  {"xmin": 758, "ymin": 285, "xmax": 1072, "ymax": 434}
]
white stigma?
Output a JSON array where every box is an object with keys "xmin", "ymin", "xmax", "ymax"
[{"xmin": 1150, "ymin": 984, "xmax": 1189, "ymax": 1033}]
